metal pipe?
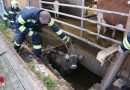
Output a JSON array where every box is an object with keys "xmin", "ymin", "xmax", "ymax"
[
  {"xmin": 40, "ymin": 1, "xmax": 128, "ymax": 17},
  {"xmin": 100, "ymin": 51, "xmax": 130, "ymax": 90},
  {"xmin": 41, "ymin": 8, "xmax": 125, "ymax": 32},
  {"xmin": 52, "ymin": 18, "xmax": 121, "ymax": 44},
  {"xmin": 80, "ymin": 0, "xmax": 85, "ymax": 38}
]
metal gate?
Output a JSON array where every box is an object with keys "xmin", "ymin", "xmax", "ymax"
[{"xmin": 39, "ymin": 0, "xmax": 129, "ymax": 50}]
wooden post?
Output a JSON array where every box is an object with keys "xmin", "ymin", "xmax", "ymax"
[{"xmin": 124, "ymin": 11, "xmax": 130, "ymax": 37}]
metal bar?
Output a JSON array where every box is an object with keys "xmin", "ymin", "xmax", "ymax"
[
  {"xmin": 41, "ymin": 8, "xmax": 125, "ymax": 32},
  {"xmin": 62, "ymin": 29, "xmax": 105, "ymax": 50},
  {"xmin": 40, "ymin": 1, "xmax": 128, "ymax": 17},
  {"xmin": 52, "ymin": 18, "xmax": 121, "ymax": 44},
  {"xmin": 80, "ymin": 0, "xmax": 85, "ymax": 38}
]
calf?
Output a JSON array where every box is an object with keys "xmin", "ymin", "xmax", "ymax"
[
  {"xmin": 53, "ymin": 0, "xmax": 59, "ymax": 19},
  {"xmin": 47, "ymin": 49, "xmax": 83, "ymax": 75},
  {"xmin": 97, "ymin": 0, "xmax": 130, "ymax": 39}
]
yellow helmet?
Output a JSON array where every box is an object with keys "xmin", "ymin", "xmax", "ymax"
[
  {"xmin": 11, "ymin": 0, "xmax": 18, "ymax": 6},
  {"xmin": 11, "ymin": 0, "xmax": 18, "ymax": 8}
]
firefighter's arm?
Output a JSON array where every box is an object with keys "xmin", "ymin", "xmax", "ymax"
[
  {"xmin": 15, "ymin": 14, "xmax": 28, "ymax": 32},
  {"xmin": 3, "ymin": 10, "xmax": 9, "ymax": 20},
  {"xmin": 48, "ymin": 19, "xmax": 70, "ymax": 43},
  {"xmin": 119, "ymin": 32, "xmax": 130, "ymax": 53}
]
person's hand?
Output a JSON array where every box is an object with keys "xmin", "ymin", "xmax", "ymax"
[{"xmin": 63, "ymin": 36, "xmax": 71, "ymax": 44}]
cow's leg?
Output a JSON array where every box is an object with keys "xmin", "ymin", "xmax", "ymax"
[
  {"xmin": 102, "ymin": 20, "xmax": 107, "ymax": 35},
  {"xmin": 103, "ymin": 26, "xmax": 107, "ymax": 35},
  {"xmin": 97, "ymin": 12, "xmax": 103, "ymax": 40},
  {"xmin": 112, "ymin": 24, "xmax": 123, "ymax": 38},
  {"xmin": 112, "ymin": 29, "xmax": 116, "ymax": 38},
  {"xmin": 97, "ymin": 24, "xmax": 101, "ymax": 40}
]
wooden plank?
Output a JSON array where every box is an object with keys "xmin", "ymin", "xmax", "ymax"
[{"xmin": 96, "ymin": 44, "xmax": 118, "ymax": 65}]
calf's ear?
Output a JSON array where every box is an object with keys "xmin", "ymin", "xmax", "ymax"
[{"xmin": 78, "ymin": 55, "xmax": 84, "ymax": 61}]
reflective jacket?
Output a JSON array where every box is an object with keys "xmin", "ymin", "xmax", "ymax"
[
  {"xmin": 16, "ymin": 7, "xmax": 69, "ymax": 41},
  {"xmin": 4, "ymin": 7, "xmax": 20, "ymax": 23}
]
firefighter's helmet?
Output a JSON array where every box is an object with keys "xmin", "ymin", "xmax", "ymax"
[{"xmin": 11, "ymin": 0, "xmax": 18, "ymax": 8}]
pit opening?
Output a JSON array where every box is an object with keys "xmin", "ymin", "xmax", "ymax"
[{"xmin": 51, "ymin": 62, "xmax": 102, "ymax": 90}]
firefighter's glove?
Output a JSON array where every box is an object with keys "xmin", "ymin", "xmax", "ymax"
[{"xmin": 63, "ymin": 36, "xmax": 71, "ymax": 44}]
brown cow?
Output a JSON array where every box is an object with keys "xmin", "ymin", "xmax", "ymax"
[{"xmin": 97, "ymin": 0, "xmax": 130, "ymax": 38}]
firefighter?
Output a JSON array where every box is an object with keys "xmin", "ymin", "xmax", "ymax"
[
  {"xmin": 3, "ymin": 0, "xmax": 20, "ymax": 30},
  {"xmin": 119, "ymin": 32, "xmax": 130, "ymax": 53},
  {"xmin": 14, "ymin": 7, "xmax": 70, "ymax": 59}
]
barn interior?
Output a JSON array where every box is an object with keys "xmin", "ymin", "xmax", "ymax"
[{"xmin": 0, "ymin": 0, "xmax": 130, "ymax": 90}]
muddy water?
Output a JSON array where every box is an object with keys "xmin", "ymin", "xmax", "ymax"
[{"xmin": 62, "ymin": 63, "xmax": 101, "ymax": 90}]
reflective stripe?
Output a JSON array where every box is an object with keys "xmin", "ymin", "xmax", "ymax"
[
  {"xmin": 62, "ymin": 36, "xmax": 70, "ymax": 42},
  {"xmin": 48, "ymin": 20, "xmax": 54, "ymax": 26},
  {"xmin": 8, "ymin": 11, "xmax": 14, "ymax": 14},
  {"xmin": 9, "ymin": 20, "xmax": 14, "ymax": 23},
  {"xmin": 27, "ymin": 19, "xmax": 36, "ymax": 23},
  {"xmin": 14, "ymin": 41, "xmax": 21, "ymax": 46},
  {"xmin": 3, "ymin": 17, "xmax": 7, "ymax": 20},
  {"xmin": 28, "ymin": 30, "xmax": 33, "ymax": 36},
  {"xmin": 27, "ymin": 19, "xmax": 31, "ymax": 22},
  {"xmin": 18, "ymin": 15, "xmax": 25, "ymax": 24},
  {"xmin": 123, "ymin": 36, "xmax": 130, "ymax": 50},
  {"xmin": 62, "ymin": 36, "xmax": 67, "ymax": 40},
  {"xmin": 4, "ymin": 12, "xmax": 9, "ymax": 15},
  {"xmin": 66, "ymin": 37, "xmax": 70, "ymax": 42},
  {"xmin": 56, "ymin": 29, "xmax": 63, "ymax": 35},
  {"xmin": 19, "ymin": 25, "xmax": 26, "ymax": 32},
  {"xmin": 33, "ymin": 45, "xmax": 42, "ymax": 49}
]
